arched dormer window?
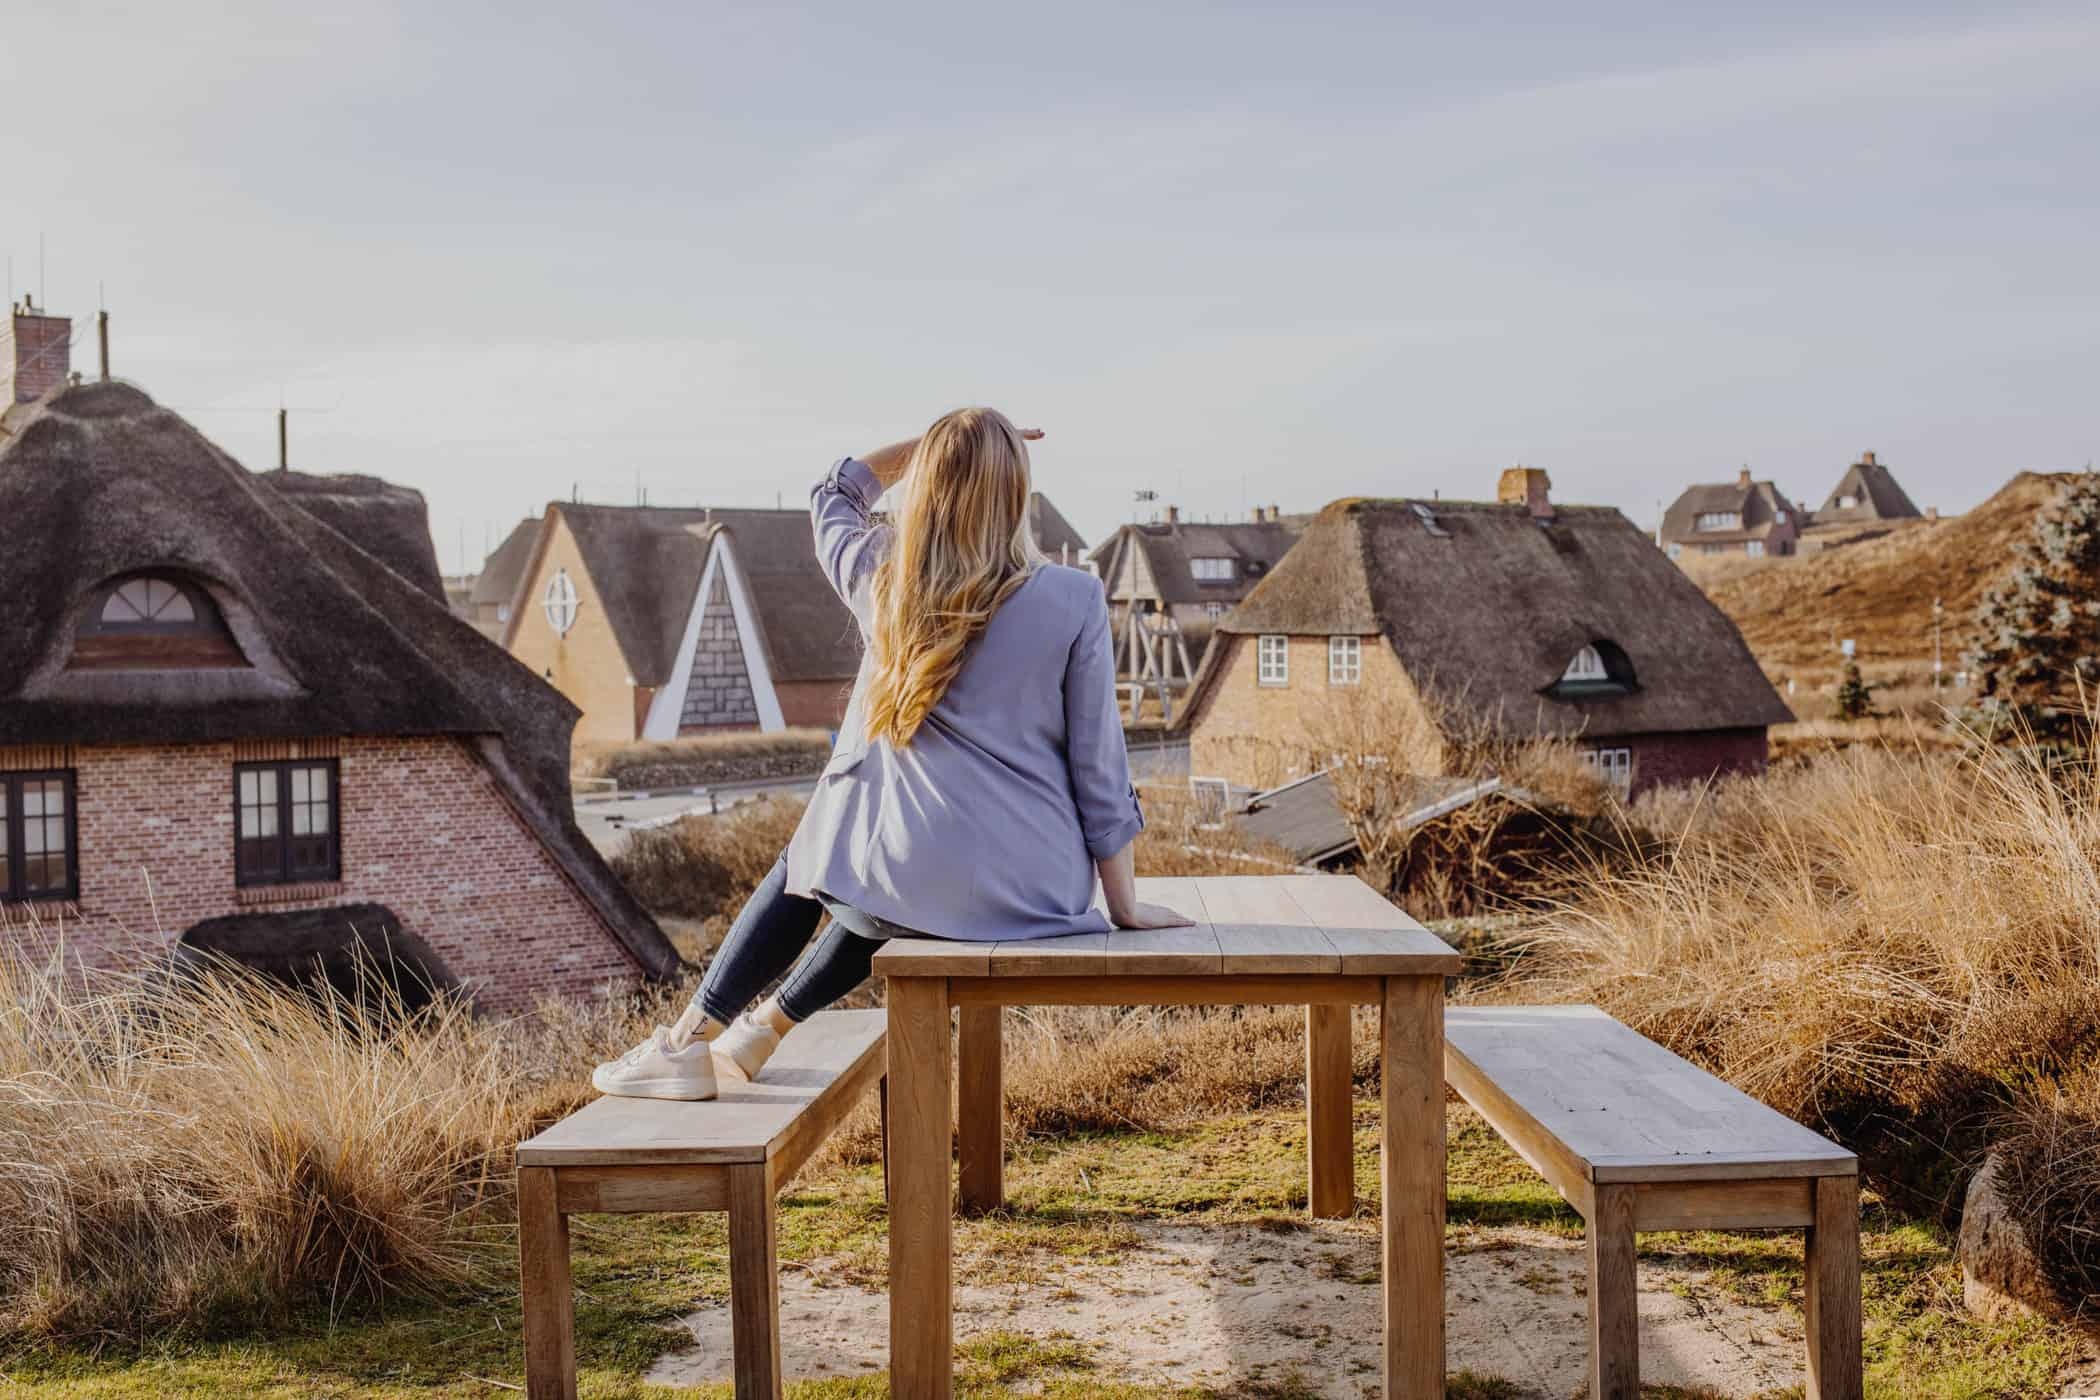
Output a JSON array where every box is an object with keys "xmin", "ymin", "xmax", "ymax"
[
  {"xmin": 1548, "ymin": 640, "xmax": 1635, "ymax": 699},
  {"xmin": 69, "ymin": 572, "xmax": 247, "ymax": 671}
]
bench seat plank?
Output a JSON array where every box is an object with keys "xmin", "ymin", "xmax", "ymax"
[
  {"xmin": 1445, "ymin": 1006, "xmax": 1855, "ymax": 1184},
  {"xmin": 518, "ymin": 1009, "xmax": 886, "ymax": 1169}
]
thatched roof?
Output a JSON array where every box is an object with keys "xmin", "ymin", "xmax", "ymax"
[
  {"xmin": 1812, "ymin": 456, "xmax": 1921, "ymax": 527},
  {"xmin": 552, "ymin": 504, "xmax": 862, "ymax": 688},
  {"xmin": 549, "ymin": 490, "xmax": 1091, "ymax": 689},
  {"xmin": 1187, "ymin": 496, "xmax": 1792, "ymax": 740},
  {"xmin": 0, "ymin": 381, "xmax": 677, "ymax": 980},
  {"xmin": 1658, "ymin": 476, "xmax": 1802, "ymax": 546},
  {"xmin": 1088, "ymin": 515, "xmax": 1306, "ymax": 606},
  {"xmin": 259, "ymin": 470, "xmax": 446, "ymax": 600},
  {"xmin": 470, "ymin": 517, "xmax": 540, "ymax": 609},
  {"xmin": 174, "ymin": 902, "xmax": 460, "ymax": 1012},
  {"xmin": 1028, "ymin": 493, "xmax": 1088, "ymax": 563}
]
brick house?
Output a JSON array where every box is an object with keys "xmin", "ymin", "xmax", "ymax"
[
  {"xmin": 1658, "ymin": 469, "xmax": 1805, "ymax": 559},
  {"xmin": 1088, "ymin": 506, "xmax": 1305, "ymax": 681},
  {"xmin": 1181, "ymin": 468, "xmax": 1793, "ymax": 800},
  {"xmin": 504, "ymin": 493, "xmax": 1089, "ymax": 746},
  {"xmin": 0, "ymin": 376, "xmax": 679, "ymax": 1013}
]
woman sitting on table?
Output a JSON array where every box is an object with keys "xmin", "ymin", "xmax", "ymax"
[{"xmin": 595, "ymin": 408, "xmax": 1191, "ymax": 1101}]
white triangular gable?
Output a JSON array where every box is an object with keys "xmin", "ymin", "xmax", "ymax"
[{"xmin": 642, "ymin": 531, "xmax": 786, "ymax": 739}]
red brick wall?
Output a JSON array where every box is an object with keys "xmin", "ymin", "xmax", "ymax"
[
  {"xmin": 1586, "ymin": 727, "xmax": 1769, "ymax": 799},
  {"xmin": 0, "ymin": 735, "xmax": 644, "ymax": 1013},
  {"xmin": 776, "ymin": 678, "xmax": 852, "ymax": 730}
]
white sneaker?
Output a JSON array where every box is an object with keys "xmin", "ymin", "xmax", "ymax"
[
  {"xmin": 714, "ymin": 1012, "xmax": 783, "ymax": 1082},
  {"xmin": 592, "ymin": 1026, "xmax": 718, "ymax": 1101}
]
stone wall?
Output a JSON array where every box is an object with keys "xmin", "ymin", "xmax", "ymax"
[{"xmin": 678, "ymin": 573, "xmax": 761, "ymax": 731}]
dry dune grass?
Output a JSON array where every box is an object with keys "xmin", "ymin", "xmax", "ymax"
[
  {"xmin": 0, "ymin": 930, "xmax": 667, "ymax": 1343},
  {"xmin": 1498, "ymin": 733, "xmax": 2100, "ymax": 1290}
]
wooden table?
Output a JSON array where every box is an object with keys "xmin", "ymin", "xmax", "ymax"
[{"xmin": 872, "ymin": 873, "xmax": 1464, "ymax": 1399}]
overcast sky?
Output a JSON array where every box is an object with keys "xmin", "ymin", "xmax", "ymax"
[{"xmin": 6, "ymin": 2, "xmax": 2095, "ymax": 571}]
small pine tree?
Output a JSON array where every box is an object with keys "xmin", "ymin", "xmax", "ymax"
[
  {"xmin": 1965, "ymin": 472, "xmax": 2100, "ymax": 740},
  {"xmin": 1832, "ymin": 662, "xmax": 1878, "ymax": 721}
]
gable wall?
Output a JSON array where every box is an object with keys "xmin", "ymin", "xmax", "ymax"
[
  {"xmin": 0, "ymin": 735, "xmax": 641, "ymax": 1013},
  {"xmin": 1188, "ymin": 632, "xmax": 1433, "ymax": 788},
  {"xmin": 505, "ymin": 513, "xmax": 640, "ymax": 746},
  {"xmin": 679, "ymin": 572, "xmax": 762, "ymax": 731}
]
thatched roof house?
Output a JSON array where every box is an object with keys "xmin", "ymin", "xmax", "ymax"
[
  {"xmin": 1809, "ymin": 451, "xmax": 1922, "ymax": 529},
  {"xmin": 1658, "ymin": 469, "xmax": 1805, "ymax": 559},
  {"xmin": 0, "ymin": 381, "xmax": 677, "ymax": 1009},
  {"xmin": 1180, "ymin": 469, "xmax": 1792, "ymax": 797},
  {"xmin": 506, "ymin": 491, "xmax": 1089, "ymax": 744},
  {"xmin": 466, "ymin": 516, "xmax": 541, "ymax": 636}
]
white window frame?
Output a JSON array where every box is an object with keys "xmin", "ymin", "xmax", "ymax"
[
  {"xmin": 1746, "ymin": 539, "xmax": 1765, "ymax": 558},
  {"xmin": 1257, "ymin": 634, "xmax": 1289, "ymax": 687},
  {"xmin": 1694, "ymin": 511, "xmax": 1741, "ymax": 532},
  {"xmin": 1189, "ymin": 557, "xmax": 1235, "ymax": 582},
  {"xmin": 1581, "ymin": 746, "xmax": 1633, "ymax": 794},
  {"xmin": 1667, "ymin": 542, "xmax": 1683, "ymax": 559},
  {"xmin": 542, "ymin": 568, "xmax": 580, "ymax": 636},
  {"xmin": 1327, "ymin": 635, "xmax": 1361, "ymax": 686},
  {"xmin": 1775, "ymin": 509, "xmax": 1789, "ymax": 525},
  {"xmin": 1203, "ymin": 601, "xmax": 1226, "ymax": 620},
  {"xmin": 1563, "ymin": 645, "xmax": 1607, "ymax": 682}
]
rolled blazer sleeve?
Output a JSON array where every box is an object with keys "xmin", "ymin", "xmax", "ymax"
[
  {"xmin": 1063, "ymin": 578, "xmax": 1146, "ymax": 859},
  {"xmin": 812, "ymin": 458, "xmax": 891, "ymax": 624}
]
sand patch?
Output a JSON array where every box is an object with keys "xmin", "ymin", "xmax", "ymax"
[{"xmin": 644, "ymin": 1220, "xmax": 1806, "ymax": 1396}]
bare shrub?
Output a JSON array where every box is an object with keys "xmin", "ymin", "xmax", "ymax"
[
  {"xmin": 577, "ymin": 728, "xmax": 834, "ymax": 789},
  {"xmin": 608, "ymin": 795, "xmax": 806, "ymax": 925}
]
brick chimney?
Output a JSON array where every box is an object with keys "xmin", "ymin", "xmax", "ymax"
[
  {"xmin": 4, "ymin": 296, "xmax": 71, "ymax": 404},
  {"xmin": 1165, "ymin": 504, "xmax": 1180, "ymax": 525},
  {"xmin": 1861, "ymin": 451, "xmax": 1877, "ymax": 467},
  {"xmin": 1738, "ymin": 467, "xmax": 1754, "ymax": 488},
  {"xmin": 1497, "ymin": 465, "xmax": 1553, "ymax": 521}
]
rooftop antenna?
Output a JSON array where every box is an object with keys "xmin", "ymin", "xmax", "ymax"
[
  {"xmin": 278, "ymin": 405, "xmax": 288, "ymax": 471},
  {"xmin": 97, "ymin": 282, "xmax": 110, "ymax": 383}
]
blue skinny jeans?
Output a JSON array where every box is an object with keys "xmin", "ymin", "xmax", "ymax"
[{"xmin": 691, "ymin": 853, "xmax": 897, "ymax": 1026}]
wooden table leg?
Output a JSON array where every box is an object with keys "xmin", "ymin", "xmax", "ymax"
[
  {"xmin": 1805, "ymin": 1175, "xmax": 1864, "ymax": 1400},
  {"xmin": 888, "ymin": 976, "xmax": 954, "ymax": 1399},
  {"xmin": 1307, "ymin": 1002, "xmax": 1353, "ymax": 1218},
  {"xmin": 957, "ymin": 1004, "xmax": 1004, "ymax": 1214},
  {"xmin": 1380, "ymin": 975, "xmax": 1445, "ymax": 1400},
  {"xmin": 518, "ymin": 1166, "xmax": 577, "ymax": 1400},
  {"xmin": 1587, "ymin": 1183, "xmax": 1640, "ymax": 1400},
  {"xmin": 879, "ymin": 1074, "xmax": 891, "ymax": 1205},
  {"xmin": 727, "ymin": 1163, "xmax": 785, "ymax": 1400}
]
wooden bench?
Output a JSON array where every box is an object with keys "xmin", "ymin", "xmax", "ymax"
[
  {"xmin": 515, "ymin": 1008, "xmax": 887, "ymax": 1400},
  {"xmin": 874, "ymin": 873, "xmax": 1465, "ymax": 1399},
  {"xmin": 1444, "ymin": 1006, "xmax": 1862, "ymax": 1400}
]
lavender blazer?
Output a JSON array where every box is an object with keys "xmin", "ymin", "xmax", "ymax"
[{"xmin": 781, "ymin": 458, "xmax": 1144, "ymax": 941}]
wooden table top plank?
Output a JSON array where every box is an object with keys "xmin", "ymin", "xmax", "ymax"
[
  {"xmin": 869, "ymin": 937, "xmax": 996, "ymax": 977},
  {"xmin": 1098, "ymin": 877, "xmax": 1223, "ymax": 975},
  {"xmin": 1199, "ymin": 875, "xmax": 1343, "ymax": 974},
  {"xmin": 1445, "ymin": 1006, "xmax": 1856, "ymax": 1181},
  {"xmin": 871, "ymin": 875, "xmax": 1456, "ymax": 981},
  {"xmin": 989, "ymin": 931, "xmax": 1109, "ymax": 976},
  {"xmin": 1272, "ymin": 875, "xmax": 1466, "ymax": 975},
  {"xmin": 517, "ymin": 1010, "xmax": 887, "ymax": 1168}
]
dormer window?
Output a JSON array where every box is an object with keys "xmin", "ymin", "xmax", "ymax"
[
  {"xmin": 1694, "ymin": 512, "xmax": 1740, "ymax": 532},
  {"xmin": 1189, "ymin": 557, "xmax": 1235, "ymax": 583},
  {"xmin": 1563, "ymin": 645, "xmax": 1607, "ymax": 683},
  {"xmin": 1548, "ymin": 640, "xmax": 1636, "ymax": 699},
  {"xmin": 69, "ymin": 571, "xmax": 245, "ymax": 671}
]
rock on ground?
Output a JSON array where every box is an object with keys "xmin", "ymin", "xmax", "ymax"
[
  {"xmin": 646, "ymin": 1220, "xmax": 1806, "ymax": 1397},
  {"xmin": 1960, "ymin": 1146, "xmax": 2068, "ymax": 1324}
]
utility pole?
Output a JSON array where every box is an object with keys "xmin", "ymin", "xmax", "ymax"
[
  {"xmin": 278, "ymin": 407, "xmax": 288, "ymax": 471},
  {"xmin": 97, "ymin": 309, "xmax": 110, "ymax": 382}
]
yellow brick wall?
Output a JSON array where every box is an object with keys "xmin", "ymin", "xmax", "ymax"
[
  {"xmin": 505, "ymin": 513, "xmax": 644, "ymax": 747},
  {"xmin": 1187, "ymin": 633, "xmax": 1441, "ymax": 789}
]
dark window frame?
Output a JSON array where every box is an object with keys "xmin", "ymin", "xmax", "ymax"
[
  {"xmin": 233, "ymin": 759, "xmax": 341, "ymax": 887},
  {"xmin": 2, "ymin": 769, "xmax": 80, "ymax": 904}
]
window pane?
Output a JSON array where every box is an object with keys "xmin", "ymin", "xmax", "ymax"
[
  {"xmin": 292, "ymin": 804, "xmax": 312, "ymax": 836},
  {"xmin": 240, "ymin": 770, "xmax": 258, "ymax": 806},
  {"xmin": 22, "ymin": 785, "xmax": 42, "ymax": 818},
  {"xmin": 290, "ymin": 768, "xmax": 309, "ymax": 803}
]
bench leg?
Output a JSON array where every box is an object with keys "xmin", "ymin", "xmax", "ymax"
[
  {"xmin": 1307, "ymin": 1002, "xmax": 1353, "ymax": 1218},
  {"xmin": 1587, "ymin": 1184, "xmax": 1639, "ymax": 1400},
  {"xmin": 879, "ymin": 1073, "xmax": 891, "ymax": 1206},
  {"xmin": 1805, "ymin": 1175, "xmax": 1863, "ymax": 1400},
  {"xmin": 888, "ymin": 976, "xmax": 954, "ymax": 1399},
  {"xmin": 518, "ymin": 1167, "xmax": 577, "ymax": 1400},
  {"xmin": 727, "ymin": 1163, "xmax": 784, "ymax": 1400},
  {"xmin": 957, "ymin": 1004, "xmax": 1004, "ymax": 1214},
  {"xmin": 1380, "ymin": 975, "xmax": 1445, "ymax": 1400}
]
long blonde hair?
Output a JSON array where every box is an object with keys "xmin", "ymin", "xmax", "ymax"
[{"xmin": 864, "ymin": 407, "xmax": 1043, "ymax": 747}]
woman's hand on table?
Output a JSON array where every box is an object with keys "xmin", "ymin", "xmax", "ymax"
[{"xmin": 1109, "ymin": 900, "xmax": 1195, "ymax": 931}]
